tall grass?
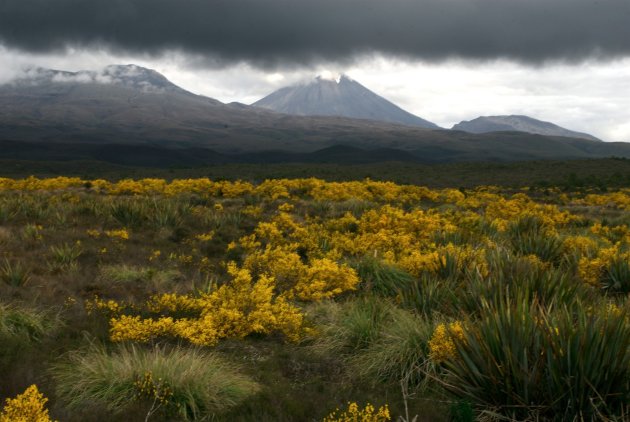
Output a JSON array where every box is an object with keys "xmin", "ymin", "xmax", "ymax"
[
  {"xmin": 0, "ymin": 303, "xmax": 51, "ymax": 343},
  {"xmin": 0, "ymin": 303, "xmax": 56, "ymax": 368},
  {"xmin": 313, "ymin": 297, "xmax": 395, "ymax": 354},
  {"xmin": 353, "ymin": 256, "xmax": 415, "ymax": 296},
  {"xmin": 350, "ymin": 308, "xmax": 434, "ymax": 389},
  {"xmin": 52, "ymin": 343, "xmax": 260, "ymax": 421}
]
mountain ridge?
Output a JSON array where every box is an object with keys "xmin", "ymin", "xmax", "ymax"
[
  {"xmin": 1, "ymin": 64, "xmax": 628, "ymax": 164},
  {"xmin": 453, "ymin": 115, "xmax": 600, "ymax": 141}
]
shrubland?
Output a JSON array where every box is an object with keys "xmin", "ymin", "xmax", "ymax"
[{"xmin": 0, "ymin": 176, "xmax": 629, "ymax": 421}]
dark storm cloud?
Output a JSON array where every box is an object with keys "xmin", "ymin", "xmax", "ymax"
[{"xmin": 1, "ymin": 0, "xmax": 629, "ymax": 67}]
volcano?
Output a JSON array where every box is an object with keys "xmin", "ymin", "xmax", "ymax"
[{"xmin": 252, "ymin": 75, "xmax": 439, "ymax": 129}]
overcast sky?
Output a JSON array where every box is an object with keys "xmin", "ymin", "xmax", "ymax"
[{"xmin": 1, "ymin": 0, "xmax": 629, "ymax": 141}]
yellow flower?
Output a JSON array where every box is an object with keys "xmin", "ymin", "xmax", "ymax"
[
  {"xmin": 0, "ymin": 384, "xmax": 55, "ymax": 422},
  {"xmin": 86, "ymin": 229, "xmax": 101, "ymax": 238},
  {"xmin": 104, "ymin": 228, "xmax": 129, "ymax": 241},
  {"xmin": 323, "ymin": 402, "xmax": 390, "ymax": 422},
  {"xmin": 278, "ymin": 203, "xmax": 294, "ymax": 212},
  {"xmin": 195, "ymin": 231, "xmax": 215, "ymax": 242},
  {"xmin": 429, "ymin": 321, "xmax": 466, "ymax": 363}
]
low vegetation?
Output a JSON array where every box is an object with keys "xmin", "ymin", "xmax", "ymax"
[{"xmin": 0, "ymin": 175, "xmax": 629, "ymax": 421}]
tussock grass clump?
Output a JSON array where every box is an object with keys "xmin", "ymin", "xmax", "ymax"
[
  {"xmin": 52, "ymin": 344, "xmax": 260, "ymax": 421},
  {"xmin": 0, "ymin": 303, "xmax": 52, "ymax": 343},
  {"xmin": 351, "ymin": 308, "xmax": 433, "ymax": 389},
  {"xmin": 0, "ymin": 258, "xmax": 30, "ymax": 287},
  {"xmin": 312, "ymin": 297, "xmax": 396, "ymax": 354},
  {"xmin": 0, "ymin": 303, "xmax": 57, "ymax": 367},
  {"xmin": 100, "ymin": 264, "xmax": 182, "ymax": 288},
  {"xmin": 354, "ymin": 257, "xmax": 415, "ymax": 296},
  {"xmin": 311, "ymin": 298, "xmax": 434, "ymax": 389},
  {"xmin": 48, "ymin": 242, "xmax": 83, "ymax": 272},
  {"xmin": 110, "ymin": 200, "xmax": 148, "ymax": 228}
]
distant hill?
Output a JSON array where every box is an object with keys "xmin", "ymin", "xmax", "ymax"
[
  {"xmin": 453, "ymin": 115, "xmax": 600, "ymax": 141},
  {"xmin": 252, "ymin": 75, "xmax": 439, "ymax": 129},
  {"xmin": 1, "ymin": 64, "xmax": 629, "ymax": 164}
]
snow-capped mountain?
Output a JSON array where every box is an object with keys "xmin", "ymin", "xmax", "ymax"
[{"xmin": 252, "ymin": 75, "xmax": 439, "ymax": 129}]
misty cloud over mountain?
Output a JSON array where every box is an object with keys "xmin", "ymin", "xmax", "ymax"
[
  {"xmin": 12, "ymin": 65, "xmax": 180, "ymax": 92},
  {"xmin": 1, "ymin": 0, "xmax": 630, "ymax": 67}
]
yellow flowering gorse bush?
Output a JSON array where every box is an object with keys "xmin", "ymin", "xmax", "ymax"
[
  {"xmin": 0, "ymin": 385, "xmax": 55, "ymax": 422},
  {"xmin": 428, "ymin": 321, "xmax": 466, "ymax": 364},
  {"xmin": 108, "ymin": 263, "xmax": 305, "ymax": 345},
  {"xmin": 323, "ymin": 402, "xmax": 391, "ymax": 422}
]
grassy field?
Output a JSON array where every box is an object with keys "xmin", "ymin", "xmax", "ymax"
[{"xmin": 1, "ymin": 175, "xmax": 629, "ymax": 421}]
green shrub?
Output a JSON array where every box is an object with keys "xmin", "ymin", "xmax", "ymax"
[
  {"xmin": 148, "ymin": 198, "xmax": 187, "ymax": 229},
  {"xmin": 510, "ymin": 232, "xmax": 565, "ymax": 264},
  {"xmin": 48, "ymin": 242, "xmax": 83, "ymax": 272},
  {"xmin": 507, "ymin": 214, "xmax": 546, "ymax": 237},
  {"xmin": 398, "ymin": 275, "xmax": 459, "ymax": 318},
  {"xmin": 602, "ymin": 257, "xmax": 630, "ymax": 293},
  {"xmin": 507, "ymin": 215, "xmax": 565, "ymax": 263},
  {"xmin": 457, "ymin": 249, "xmax": 585, "ymax": 314},
  {"xmin": 441, "ymin": 298, "xmax": 630, "ymax": 420},
  {"xmin": 15, "ymin": 194, "xmax": 50, "ymax": 220},
  {"xmin": 542, "ymin": 307, "xmax": 630, "ymax": 419},
  {"xmin": 52, "ymin": 344, "xmax": 260, "ymax": 421},
  {"xmin": 441, "ymin": 298, "xmax": 546, "ymax": 420},
  {"xmin": 110, "ymin": 200, "xmax": 148, "ymax": 228}
]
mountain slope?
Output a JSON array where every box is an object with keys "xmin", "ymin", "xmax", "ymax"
[
  {"xmin": 0, "ymin": 65, "xmax": 443, "ymax": 152},
  {"xmin": 1, "ymin": 65, "xmax": 629, "ymax": 164},
  {"xmin": 453, "ymin": 115, "xmax": 600, "ymax": 141},
  {"xmin": 252, "ymin": 75, "xmax": 439, "ymax": 129}
]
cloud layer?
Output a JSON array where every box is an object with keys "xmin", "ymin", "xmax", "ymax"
[{"xmin": 1, "ymin": 0, "xmax": 630, "ymax": 67}]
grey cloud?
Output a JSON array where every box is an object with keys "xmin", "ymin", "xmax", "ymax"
[{"xmin": 1, "ymin": 0, "xmax": 630, "ymax": 67}]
